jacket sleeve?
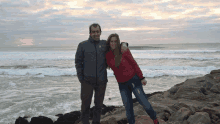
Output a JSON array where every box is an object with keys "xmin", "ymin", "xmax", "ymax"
[
  {"xmin": 75, "ymin": 43, "xmax": 84, "ymax": 83},
  {"xmin": 124, "ymin": 49, "xmax": 144, "ymax": 80}
]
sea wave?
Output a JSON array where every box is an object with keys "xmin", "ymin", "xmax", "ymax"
[
  {"xmin": 0, "ymin": 66, "xmax": 218, "ymax": 78},
  {"xmin": 0, "ymin": 65, "xmax": 29, "ymax": 69},
  {"xmin": 1, "ymin": 50, "xmax": 220, "ymax": 61},
  {"xmin": 134, "ymin": 57, "xmax": 220, "ymax": 60},
  {"xmin": 0, "ymin": 51, "xmax": 75, "ymax": 60},
  {"xmin": 131, "ymin": 50, "xmax": 220, "ymax": 54},
  {"xmin": 0, "ymin": 65, "xmax": 62, "ymax": 69}
]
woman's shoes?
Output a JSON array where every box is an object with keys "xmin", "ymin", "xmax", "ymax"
[{"xmin": 153, "ymin": 118, "xmax": 159, "ymax": 124}]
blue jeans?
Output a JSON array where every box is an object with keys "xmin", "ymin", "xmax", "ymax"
[{"xmin": 118, "ymin": 74, "xmax": 157, "ymax": 124}]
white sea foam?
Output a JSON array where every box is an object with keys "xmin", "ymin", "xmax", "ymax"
[
  {"xmin": 0, "ymin": 66, "xmax": 217, "ymax": 78},
  {"xmin": 108, "ymin": 66, "xmax": 218, "ymax": 77},
  {"xmin": 0, "ymin": 51, "xmax": 75, "ymax": 60},
  {"xmin": 0, "ymin": 68, "xmax": 77, "ymax": 76},
  {"xmin": 131, "ymin": 50, "xmax": 220, "ymax": 54},
  {"xmin": 8, "ymin": 81, "xmax": 16, "ymax": 87},
  {"xmin": 1, "ymin": 50, "xmax": 220, "ymax": 60}
]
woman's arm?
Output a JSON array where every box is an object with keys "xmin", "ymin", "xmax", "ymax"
[{"xmin": 124, "ymin": 49, "xmax": 145, "ymax": 81}]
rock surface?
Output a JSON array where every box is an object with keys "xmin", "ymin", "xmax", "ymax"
[
  {"xmin": 15, "ymin": 69, "xmax": 220, "ymax": 124},
  {"xmin": 100, "ymin": 69, "xmax": 220, "ymax": 124}
]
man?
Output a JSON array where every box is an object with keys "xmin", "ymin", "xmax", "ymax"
[{"xmin": 75, "ymin": 23, "xmax": 128, "ymax": 124}]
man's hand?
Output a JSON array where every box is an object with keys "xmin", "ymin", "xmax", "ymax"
[
  {"xmin": 141, "ymin": 79, "xmax": 147, "ymax": 86},
  {"xmin": 121, "ymin": 43, "xmax": 128, "ymax": 53}
]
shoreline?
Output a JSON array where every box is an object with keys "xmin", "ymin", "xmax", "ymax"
[{"xmin": 14, "ymin": 69, "xmax": 220, "ymax": 124}]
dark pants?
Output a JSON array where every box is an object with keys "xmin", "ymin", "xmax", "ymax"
[
  {"xmin": 118, "ymin": 74, "xmax": 157, "ymax": 124},
  {"xmin": 80, "ymin": 82, "xmax": 107, "ymax": 124}
]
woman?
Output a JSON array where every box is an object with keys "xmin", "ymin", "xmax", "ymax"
[{"xmin": 105, "ymin": 33, "xmax": 159, "ymax": 124}]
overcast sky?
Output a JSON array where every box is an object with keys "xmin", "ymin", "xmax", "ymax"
[{"xmin": 0, "ymin": 0, "xmax": 220, "ymax": 47}]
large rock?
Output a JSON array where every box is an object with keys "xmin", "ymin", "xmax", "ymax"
[
  {"xmin": 134, "ymin": 115, "xmax": 167, "ymax": 124},
  {"xmin": 100, "ymin": 117, "xmax": 117, "ymax": 124},
  {"xmin": 30, "ymin": 116, "xmax": 53, "ymax": 124},
  {"xmin": 168, "ymin": 107, "xmax": 193, "ymax": 122},
  {"xmin": 210, "ymin": 69, "xmax": 220, "ymax": 75},
  {"xmin": 15, "ymin": 117, "xmax": 29, "ymax": 124},
  {"xmin": 187, "ymin": 112, "xmax": 211, "ymax": 124},
  {"xmin": 54, "ymin": 111, "xmax": 81, "ymax": 124}
]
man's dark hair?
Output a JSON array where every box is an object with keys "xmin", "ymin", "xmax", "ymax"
[{"xmin": 89, "ymin": 23, "xmax": 102, "ymax": 34}]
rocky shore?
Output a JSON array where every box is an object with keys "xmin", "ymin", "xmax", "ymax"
[{"xmin": 15, "ymin": 69, "xmax": 220, "ymax": 124}]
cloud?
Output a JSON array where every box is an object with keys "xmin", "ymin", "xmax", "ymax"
[
  {"xmin": 14, "ymin": 38, "xmax": 34, "ymax": 46},
  {"xmin": 211, "ymin": 8, "xmax": 220, "ymax": 15},
  {"xmin": 47, "ymin": 38, "xmax": 70, "ymax": 41},
  {"xmin": 0, "ymin": 0, "xmax": 220, "ymax": 47},
  {"xmin": 106, "ymin": 26, "xmax": 167, "ymax": 31}
]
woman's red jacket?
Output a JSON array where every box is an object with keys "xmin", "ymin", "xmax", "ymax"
[{"xmin": 106, "ymin": 49, "xmax": 144, "ymax": 83}]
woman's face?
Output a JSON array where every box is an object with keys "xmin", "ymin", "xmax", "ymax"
[{"xmin": 110, "ymin": 37, "xmax": 117, "ymax": 50}]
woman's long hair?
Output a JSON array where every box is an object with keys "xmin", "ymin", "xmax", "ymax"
[{"xmin": 106, "ymin": 33, "xmax": 122, "ymax": 69}]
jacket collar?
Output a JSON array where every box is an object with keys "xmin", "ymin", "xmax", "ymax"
[{"xmin": 88, "ymin": 36, "xmax": 100, "ymax": 44}]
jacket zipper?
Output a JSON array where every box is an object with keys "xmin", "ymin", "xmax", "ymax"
[{"xmin": 94, "ymin": 43, "xmax": 97, "ymax": 85}]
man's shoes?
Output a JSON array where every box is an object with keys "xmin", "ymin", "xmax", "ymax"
[{"xmin": 153, "ymin": 118, "xmax": 159, "ymax": 124}]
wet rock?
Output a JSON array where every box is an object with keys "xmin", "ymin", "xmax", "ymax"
[
  {"xmin": 90, "ymin": 104, "xmax": 121, "ymax": 119},
  {"xmin": 203, "ymin": 81, "xmax": 214, "ymax": 90},
  {"xmin": 54, "ymin": 111, "xmax": 81, "ymax": 124},
  {"xmin": 210, "ymin": 84, "xmax": 220, "ymax": 93},
  {"xmin": 15, "ymin": 117, "xmax": 29, "ymax": 124},
  {"xmin": 187, "ymin": 112, "xmax": 211, "ymax": 124},
  {"xmin": 166, "ymin": 121, "xmax": 182, "ymax": 124},
  {"xmin": 116, "ymin": 118, "xmax": 128, "ymax": 124},
  {"xmin": 210, "ymin": 70, "xmax": 220, "ymax": 75},
  {"xmin": 201, "ymin": 106, "xmax": 219, "ymax": 114},
  {"xmin": 134, "ymin": 115, "xmax": 157, "ymax": 124},
  {"xmin": 100, "ymin": 117, "xmax": 117, "ymax": 124},
  {"xmin": 157, "ymin": 112, "xmax": 170, "ymax": 122},
  {"xmin": 210, "ymin": 114, "xmax": 219, "ymax": 124},
  {"xmin": 207, "ymin": 101, "xmax": 220, "ymax": 108},
  {"xmin": 169, "ymin": 86, "xmax": 179, "ymax": 95},
  {"xmin": 168, "ymin": 107, "xmax": 192, "ymax": 122},
  {"xmin": 30, "ymin": 116, "xmax": 53, "ymax": 124},
  {"xmin": 173, "ymin": 86, "xmax": 207, "ymax": 101},
  {"xmin": 168, "ymin": 102, "xmax": 190, "ymax": 112}
]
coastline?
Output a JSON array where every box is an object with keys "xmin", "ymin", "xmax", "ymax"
[{"xmin": 14, "ymin": 69, "xmax": 220, "ymax": 124}]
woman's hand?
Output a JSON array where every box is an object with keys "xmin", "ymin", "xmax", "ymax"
[{"xmin": 141, "ymin": 79, "xmax": 147, "ymax": 86}]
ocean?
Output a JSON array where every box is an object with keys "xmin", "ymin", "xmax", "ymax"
[{"xmin": 0, "ymin": 43, "xmax": 220, "ymax": 124}]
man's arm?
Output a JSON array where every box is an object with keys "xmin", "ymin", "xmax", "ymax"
[
  {"xmin": 75, "ymin": 43, "xmax": 84, "ymax": 83},
  {"xmin": 121, "ymin": 42, "xmax": 129, "ymax": 53}
]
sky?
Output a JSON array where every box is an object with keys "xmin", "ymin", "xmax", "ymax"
[{"xmin": 0, "ymin": 0, "xmax": 220, "ymax": 47}]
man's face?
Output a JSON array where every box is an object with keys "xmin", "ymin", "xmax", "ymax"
[{"xmin": 90, "ymin": 26, "xmax": 101, "ymax": 41}]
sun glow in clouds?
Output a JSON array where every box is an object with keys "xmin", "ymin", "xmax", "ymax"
[
  {"xmin": 107, "ymin": 26, "xmax": 167, "ymax": 31},
  {"xmin": 20, "ymin": 39, "xmax": 34, "ymax": 46},
  {"xmin": 66, "ymin": 1, "xmax": 84, "ymax": 8},
  {"xmin": 47, "ymin": 38, "xmax": 69, "ymax": 41}
]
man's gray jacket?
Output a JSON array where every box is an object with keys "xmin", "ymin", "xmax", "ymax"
[{"xmin": 75, "ymin": 36, "xmax": 108, "ymax": 85}]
